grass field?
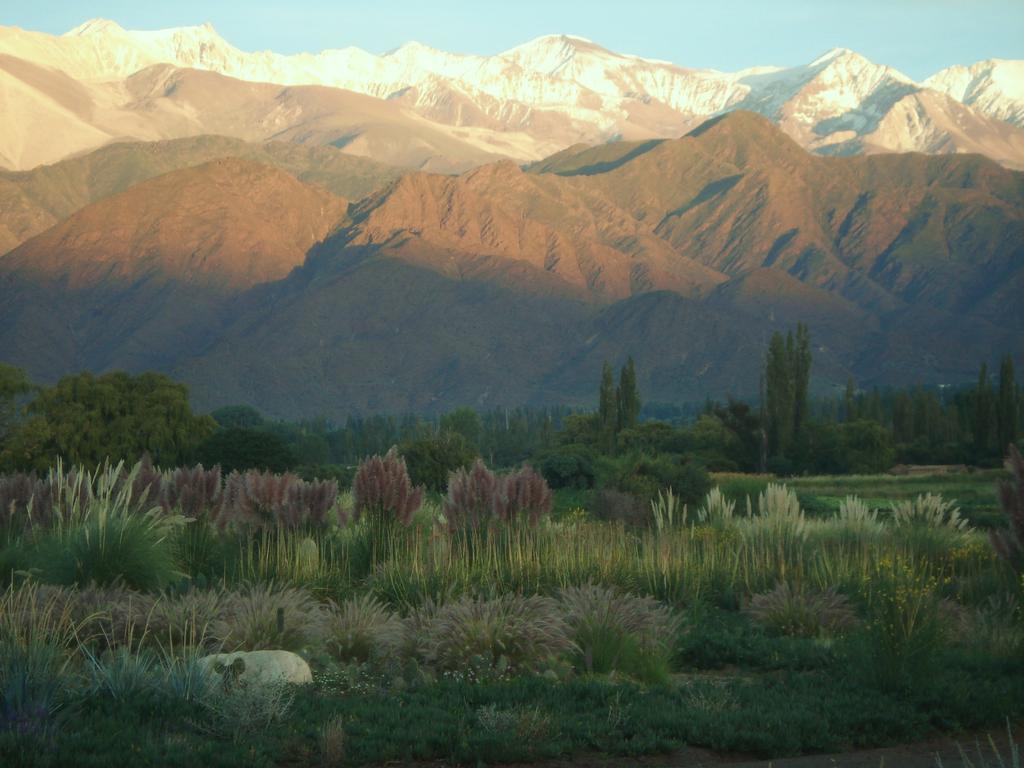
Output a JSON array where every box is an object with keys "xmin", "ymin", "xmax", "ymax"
[{"xmin": 1, "ymin": 461, "xmax": 1021, "ymax": 767}]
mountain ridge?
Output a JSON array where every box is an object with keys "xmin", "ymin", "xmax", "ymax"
[{"xmin": 1, "ymin": 20, "xmax": 1023, "ymax": 172}]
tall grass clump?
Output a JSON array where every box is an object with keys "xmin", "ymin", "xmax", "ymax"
[
  {"xmin": 743, "ymin": 582, "xmax": 857, "ymax": 638},
  {"xmin": 443, "ymin": 460, "xmax": 500, "ymax": 532},
  {"xmin": 862, "ymin": 554, "xmax": 945, "ymax": 692},
  {"xmin": 696, "ymin": 487, "xmax": 735, "ymax": 528},
  {"xmin": 424, "ymin": 594, "xmax": 572, "ymax": 676},
  {"xmin": 26, "ymin": 461, "xmax": 183, "ymax": 591},
  {"xmin": 217, "ymin": 471, "xmax": 338, "ymax": 530},
  {"xmin": 559, "ymin": 584, "xmax": 681, "ymax": 682},
  {"xmin": 213, "ymin": 583, "xmax": 326, "ymax": 652},
  {"xmin": 991, "ymin": 446, "xmax": 1024, "ymax": 573},
  {"xmin": 322, "ymin": 595, "xmax": 403, "ymax": 663},
  {"xmin": 493, "ymin": 465, "xmax": 553, "ymax": 527}
]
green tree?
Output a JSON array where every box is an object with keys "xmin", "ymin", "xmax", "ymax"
[
  {"xmin": 399, "ymin": 431, "xmax": 477, "ymax": 491},
  {"xmin": 616, "ymin": 357, "xmax": 641, "ymax": 432},
  {"xmin": 792, "ymin": 323, "xmax": 812, "ymax": 446},
  {"xmin": 764, "ymin": 332, "xmax": 794, "ymax": 459},
  {"xmin": 0, "ymin": 364, "xmax": 33, "ymax": 449},
  {"xmin": 439, "ymin": 407, "xmax": 483, "ymax": 452},
  {"xmin": 598, "ymin": 361, "xmax": 618, "ymax": 453},
  {"xmin": 998, "ymin": 355, "xmax": 1018, "ymax": 455},
  {"xmin": 211, "ymin": 405, "xmax": 265, "ymax": 430},
  {"xmin": 974, "ymin": 363, "xmax": 995, "ymax": 460},
  {"xmin": 195, "ymin": 427, "xmax": 295, "ymax": 474},
  {"xmin": 843, "ymin": 376, "xmax": 857, "ymax": 422},
  {"xmin": 5, "ymin": 371, "xmax": 215, "ymax": 470}
]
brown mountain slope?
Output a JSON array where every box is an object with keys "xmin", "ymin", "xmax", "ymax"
[
  {"xmin": 339, "ymin": 159, "xmax": 725, "ymax": 301},
  {"xmin": 0, "ymin": 135, "xmax": 401, "ymax": 256},
  {"xmin": 3, "ymin": 158, "xmax": 348, "ymax": 290},
  {"xmin": 536, "ymin": 112, "xmax": 1024, "ymax": 317},
  {"xmin": 1, "ymin": 112, "xmax": 1021, "ymax": 417},
  {"xmin": 0, "ymin": 159, "xmax": 348, "ymax": 375}
]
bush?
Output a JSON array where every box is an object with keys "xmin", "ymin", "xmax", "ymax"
[
  {"xmin": 590, "ymin": 489, "xmax": 648, "ymax": 527},
  {"xmin": 862, "ymin": 555, "xmax": 945, "ymax": 693},
  {"xmin": 399, "ymin": 433, "xmax": 476, "ymax": 492},
  {"xmin": 352, "ymin": 448, "xmax": 423, "ymax": 526},
  {"xmin": 214, "ymin": 583, "xmax": 326, "ymax": 652},
  {"xmin": 559, "ymin": 584, "xmax": 681, "ymax": 682},
  {"xmin": 424, "ymin": 595, "xmax": 572, "ymax": 675},
  {"xmin": 607, "ymin": 453, "xmax": 711, "ymax": 507},
  {"xmin": 536, "ymin": 448, "xmax": 596, "ymax": 490},
  {"xmin": 30, "ymin": 512, "xmax": 180, "ymax": 592},
  {"xmin": 195, "ymin": 428, "xmax": 295, "ymax": 474},
  {"xmin": 323, "ymin": 595, "xmax": 403, "ymax": 663},
  {"xmin": 743, "ymin": 583, "xmax": 857, "ymax": 638}
]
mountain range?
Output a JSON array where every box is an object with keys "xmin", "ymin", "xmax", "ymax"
[
  {"xmin": 1, "ymin": 108, "xmax": 1020, "ymax": 418},
  {"xmin": 2, "ymin": 20, "xmax": 1024, "ymax": 173}
]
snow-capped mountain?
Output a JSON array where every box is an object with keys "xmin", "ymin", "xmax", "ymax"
[
  {"xmin": 926, "ymin": 60, "xmax": 1024, "ymax": 127},
  {"xmin": 1, "ymin": 18, "xmax": 1023, "ymax": 172}
]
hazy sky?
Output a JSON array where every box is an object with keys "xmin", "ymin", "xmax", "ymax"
[{"xmin": 5, "ymin": 0, "xmax": 1023, "ymax": 80}]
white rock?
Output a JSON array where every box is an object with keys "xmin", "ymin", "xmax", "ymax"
[{"xmin": 198, "ymin": 650, "xmax": 313, "ymax": 686}]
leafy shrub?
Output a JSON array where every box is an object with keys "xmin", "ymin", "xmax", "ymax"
[
  {"xmin": 607, "ymin": 454, "xmax": 711, "ymax": 507},
  {"xmin": 399, "ymin": 433, "xmax": 476, "ymax": 492},
  {"xmin": 214, "ymin": 583, "xmax": 326, "ymax": 652},
  {"xmin": 863, "ymin": 555, "xmax": 945, "ymax": 692},
  {"xmin": 536, "ymin": 448, "xmax": 596, "ymax": 490},
  {"xmin": 352, "ymin": 448, "xmax": 423, "ymax": 526},
  {"xmin": 743, "ymin": 583, "xmax": 857, "ymax": 638},
  {"xmin": 493, "ymin": 465, "xmax": 552, "ymax": 526},
  {"xmin": 424, "ymin": 594, "xmax": 572, "ymax": 675},
  {"xmin": 194, "ymin": 427, "xmax": 295, "ymax": 474},
  {"xmin": 591, "ymin": 489, "xmax": 649, "ymax": 527},
  {"xmin": 323, "ymin": 595, "xmax": 403, "ymax": 663},
  {"xmin": 559, "ymin": 584, "xmax": 681, "ymax": 682}
]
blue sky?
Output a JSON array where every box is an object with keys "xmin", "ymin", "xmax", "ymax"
[{"xmin": 5, "ymin": 1, "xmax": 1023, "ymax": 80}]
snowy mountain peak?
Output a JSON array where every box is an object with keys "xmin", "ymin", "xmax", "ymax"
[{"xmin": 64, "ymin": 18, "xmax": 126, "ymax": 37}]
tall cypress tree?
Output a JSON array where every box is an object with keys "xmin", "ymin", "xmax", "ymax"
[
  {"xmin": 998, "ymin": 355, "xmax": 1018, "ymax": 454},
  {"xmin": 616, "ymin": 357, "xmax": 641, "ymax": 431},
  {"xmin": 791, "ymin": 323, "xmax": 812, "ymax": 447},
  {"xmin": 764, "ymin": 332, "xmax": 794, "ymax": 459},
  {"xmin": 974, "ymin": 363, "xmax": 995, "ymax": 459},
  {"xmin": 598, "ymin": 361, "xmax": 618, "ymax": 453},
  {"xmin": 844, "ymin": 376, "xmax": 857, "ymax": 423}
]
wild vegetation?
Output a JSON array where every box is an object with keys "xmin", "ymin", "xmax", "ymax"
[{"xmin": 1, "ymin": 332, "xmax": 1022, "ymax": 765}]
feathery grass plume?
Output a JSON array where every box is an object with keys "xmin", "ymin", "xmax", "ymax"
[
  {"xmin": 424, "ymin": 594, "xmax": 572, "ymax": 675},
  {"xmin": 443, "ymin": 460, "xmax": 499, "ymax": 531},
  {"xmin": 214, "ymin": 582, "xmax": 326, "ymax": 652},
  {"xmin": 160, "ymin": 464, "xmax": 222, "ymax": 520},
  {"xmin": 650, "ymin": 488, "xmax": 685, "ymax": 531},
  {"xmin": 696, "ymin": 487, "xmax": 735, "ymax": 526},
  {"xmin": 323, "ymin": 594, "xmax": 403, "ymax": 663},
  {"xmin": 991, "ymin": 445, "xmax": 1024, "ymax": 572},
  {"xmin": 836, "ymin": 495, "xmax": 880, "ymax": 527},
  {"xmin": 493, "ymin": 465, "xmax": 553, "ymax": 527},
  {"xmin": 743, "ymin": 582, "xmax": 857, "ymax": 637},
  {"xmin": 743, "ymin": 482, "xmax": 807, "ymax": 543},
  {"xmin": 559, "ymin": 584, "xmax": 681, "ymax": 681},
  {"xmin": 891, "ymin": 493, "xmax": 971, "ymax": 532},
  {"xmin": 352, "ymin": 447, "xmax": 423, "ymax": 526}
]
